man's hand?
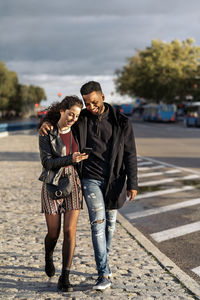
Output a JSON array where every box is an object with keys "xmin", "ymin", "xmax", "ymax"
[
  {"xmin": 127, "ymin": 190, "xmax": 137, "ymax": 202},
  {"xmin": 72, "ymin": 152, "xmax": 88, "ymax": 163},
  {"xmin": 39, "ymin": 122, "xmax": 53, "ymax": 136}
]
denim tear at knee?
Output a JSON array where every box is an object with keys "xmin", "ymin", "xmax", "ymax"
[
  {"xmin": 91, "ymin": 218, "xmax": 105, "ymax": 225},
  {"xmin": 90, "ymin": 218, "xmax": 105, "ymax": 235}
]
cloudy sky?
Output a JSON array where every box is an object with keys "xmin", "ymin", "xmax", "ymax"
[{"xmin": 1, "ymin": 0, "xmax": 200, "ymax": 105}]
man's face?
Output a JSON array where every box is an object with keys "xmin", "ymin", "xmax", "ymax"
[{"xmin": 82, "ymin": 91, "xmax": 104, "ymax": 115}]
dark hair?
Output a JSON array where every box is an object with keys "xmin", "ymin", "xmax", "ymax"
[
  {"xmin": 38, "ymin": 95, "xmax": 83, "ymax": 128},
  {"xmin": 80, "ymin": 81, "xmax": 102, "ymax": 95}
]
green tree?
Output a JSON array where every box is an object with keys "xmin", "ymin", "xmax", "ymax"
[
  {"xmin": 0, "ymin": 62, "xmax": 18, "ymax": 110},
  {"xmin": 115, "ymin": 38, "xmax": 200, "ymax": 103},
  {"xmin": 15, "ymin": 84, "xmax": 47, "ymax": 114},
  {"xmin": 0, "ymin": 61, "xmax": 47, "ymax": 117}
]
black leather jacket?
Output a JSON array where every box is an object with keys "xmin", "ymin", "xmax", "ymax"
[{"xmin": 38, "ymin": 125, "xmax": 80, "ymax": 185}]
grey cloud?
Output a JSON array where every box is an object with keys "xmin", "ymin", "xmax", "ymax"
[
  {"xmin": 1, "ymin": 0, "xmax": 200, "ymax": 17},
  {"xmin": 1, "ymin": 0, "xmax": 200, "ymax": 94}
]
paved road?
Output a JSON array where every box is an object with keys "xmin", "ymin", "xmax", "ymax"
[
  {"xmin": 133, "ymin": 120, "xmax": 200, "ymax": 172},
  {"xmin": 120, "ymin": 120, "xmax": 200, "ymax": 286},
  {"xmin": 0, "ymin": 130, "xmax": 199, "ymax": 299}
]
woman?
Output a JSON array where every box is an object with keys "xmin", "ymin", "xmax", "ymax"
[{"xmin": 38, "ymin": 96, "xmax": 88, "ymax": 292}]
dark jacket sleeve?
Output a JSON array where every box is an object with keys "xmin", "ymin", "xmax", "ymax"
[
  {"xmin": 39, "ymin": 135, "xmax": 73, "ymax": 170},
  {"xmin": 123, "ymin": 118, "xmax": 138, "ymax": 190}
]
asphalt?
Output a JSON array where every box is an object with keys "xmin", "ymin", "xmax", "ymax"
[{"xmin": 0, "ymin": 129, "xmax": 200, "ymax": 299}]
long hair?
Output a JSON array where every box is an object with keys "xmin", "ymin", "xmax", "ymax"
[{"xmin": 38, "ymin": 95, "xmax": 83, "ymax": 128}]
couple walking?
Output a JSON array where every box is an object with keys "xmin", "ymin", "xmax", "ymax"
[{"xmin": 38, "ymin": 81, "xmax": 138, "ymax": 292}]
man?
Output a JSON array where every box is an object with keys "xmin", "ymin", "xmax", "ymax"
[{"xmin": 40, "ymin": 81, "xmax": 138, "ymax": 290}]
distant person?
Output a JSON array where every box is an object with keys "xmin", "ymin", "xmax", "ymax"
[
  {"xmin": 38, "ymin": 96, "xmax": 88, "ymax": 292},
  {"xmin": 39, "ymin": 81, "xmax": 138, "ymax": 291}
]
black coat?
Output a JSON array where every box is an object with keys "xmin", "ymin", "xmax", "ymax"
[
  {"xmin": 38, "ymin": 126, "xmax": 80, "ymax": 185},
  {"xmin": 74, "ymin": 103, "xmax": 138, "ymax": 209}
]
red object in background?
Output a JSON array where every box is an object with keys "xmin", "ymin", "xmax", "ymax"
[
  {"xmin": 58, "ymin": 92, "xmax": 62, "ymax": 97},
  {"xmin": 37, "ymin": 109, "xmax": 47, "ymax": 119},
  {"xmin": 35, "ymin": 103, "xmax": 39, "ymax": 107},
  {"xmin": 194, "ymin": 84, "xmax": 197, "ymax": 89}
]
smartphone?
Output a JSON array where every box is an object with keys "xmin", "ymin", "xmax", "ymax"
[{"xmin": 82, "ymin": 147, "xmax": 93, "ymax": 155}]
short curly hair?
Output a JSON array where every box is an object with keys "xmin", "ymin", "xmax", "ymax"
[{"xmin": 80, "ymin": 81, "xmax": 102, "ymax": 95}]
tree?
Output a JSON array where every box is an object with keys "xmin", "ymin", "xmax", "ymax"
[
  {"xmin": 15, "ymin": 84, "xmax": 47, "ymax": 114},
  {"xmin": 115, "ymin": 38, "xmax": 200, "ymax": 103},
  {"xmin": 0, "ymin": 61, "xmax": 47, "ymax": 117},
  {"xmin": 0, "ymin": 62, "xmax": 18, "ymax": 111}
]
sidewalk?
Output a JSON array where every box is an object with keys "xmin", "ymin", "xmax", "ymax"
[{"xmin": 0, "ymin": 131, "xmax": 199, "ymax": 299}]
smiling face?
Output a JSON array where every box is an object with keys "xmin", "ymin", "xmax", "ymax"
[
  {"xmin": 59, "ymin": 105, "xmax": 81, "ymax": 129},
  {"xmin": 82, "ymin": 91, "xmax": 105, "ymax": 115}
]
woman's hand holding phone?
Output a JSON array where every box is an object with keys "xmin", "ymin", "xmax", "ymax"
[{"xmin": 72, "ymin": 152, "xmax": 88, "ymax": 163}]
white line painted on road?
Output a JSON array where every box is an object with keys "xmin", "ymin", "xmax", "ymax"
[
  {"xmin": 126, "ymin": 198, "xmax": 200, "ymax": 219},
  {"xmin": 0, "ymin": 132, "xmax": 8, "ymax": 138},
  {"xmin": 182, "ymin": 174, "xmax": 200, "ymax": 180},
  {"xmin": 136, "ymin": 186, "xmax": 194, "ymax": 200},
  {"xmin": 139, "ymin": 178, "xmax": 177, "ymax": 187},
  {"xmin": 150, "ymin": 221, "xmax": 200, "ymax": 243},
  {"xmin": 139, "ymin": 174, "xmax": 199, "ymax": 186},
  {"xmin": 138, "ymin": 165, "xmax": 165, "ymax": 171},
  {"xmin": 139, "ymin": 169, "xmax": 182, "ymax": 178},
  {"xmin": 138, "ymin": 156, "xmax": 200, "ymax": 175},
  {"xmin": 192, "ymin": 266, "xmax": 200, "ymax": 276},
  {"xmin": 138, "ymin": 161, "xmax": 153, "ymax": 166},
  {"xmin": 139, "ymin": 172, "xmax": 163, "ymax": 178},
  {"xmin": 165, "ymin": 169, "xmax": 181, "ymax": 174}
]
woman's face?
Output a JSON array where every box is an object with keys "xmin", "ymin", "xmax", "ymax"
[{"xmin": 59, "ymin": 105, "xmax": 81, "ymax": 128}]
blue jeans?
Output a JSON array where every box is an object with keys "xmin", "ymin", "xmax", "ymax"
[{"xmin": 82, "ymin": 178, "xmax": 117, "ymax": 276}]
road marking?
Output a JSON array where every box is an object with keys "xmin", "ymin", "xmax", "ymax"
[
  {"xmin": 139, "ymin": 174, "xmax": 199, "ymax": 187},
  {"xmin": 165, "ymin": 169, "xmax": 181, "ymax": 174},
  {"xmin": 138, "ymin": 161, "xmax": 153, "ymax": 166},
  {"xmin": 138, "ymin": 165, "xmax": 165, "ymax": 171},
  {"xmin": 138, "ymin": 156, "xmax": 200, "ymax": 175},
  {"xmin": 182, "ymin": 174, "xmax": 200, "ymax": 180},
  {"xmin": 150, "ymin": 221, "xmax": 200, "ymax": 243},
  {"xmin": 136, "ymin": 186, "xmax": 194, "ymax": 199},
  {"xmin": 192, "ymin": 266, "xmax": 200, "ymax": 276},
  {"xmin": 0, "ymin": 132, "xmax": 8, "ymax": 138},
  {"xmin": 139, "ymin": 178, "xmax": 177, "ymax": 186},
  {"xmin": 139, "ymin": 172, "xmax": 163, "ymax": 178},
  {"xmin": 139, "ymin": 169, "xmax": 182, "ymax": 178},
  {"xmin": 126, "ymin": 198, "xmax": 200, "ymax": 219}
]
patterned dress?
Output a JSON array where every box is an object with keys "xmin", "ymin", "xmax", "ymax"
[{"xmin": 41, "ymin": 130, "xmax": 83, "ymax": 214}]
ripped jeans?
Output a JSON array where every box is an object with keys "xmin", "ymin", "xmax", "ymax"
[{"xmin": 82, "ymin": 178, "xmax": 117, "ymax": 276}]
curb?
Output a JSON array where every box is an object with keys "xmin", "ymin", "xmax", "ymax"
[
  {"xmin": 0, "ymin": 121, "xmax": 37, "ymax": 137},
  {"xmin": 118, "ymin": 212, "xmax": 200, "ymax": 299}
]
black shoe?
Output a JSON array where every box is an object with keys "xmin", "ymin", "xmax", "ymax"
[
  {"xmin": 45, "ymin": 255, "xmax": 55, "ymax": 277},
  {"xmin": 57, "ymin": 272, "xmax": 73, "ymax": 292}
]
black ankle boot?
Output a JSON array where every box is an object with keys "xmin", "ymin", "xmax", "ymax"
[
  {"xmin": 57, "ymin": 270, "xmax": 73, "ymax": 292},
  {"xmin": 45, "ymin": 254, "xmax": 55, "ymax": 277}
]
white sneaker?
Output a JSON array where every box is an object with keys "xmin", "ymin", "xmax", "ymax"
[{"xmin": 93, "ymin": 276, "xmax": 111, "ymax": 290}]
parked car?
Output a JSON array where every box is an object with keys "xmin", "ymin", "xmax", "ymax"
[
  {"xmin": 184, "ymin": 102, "xmax": 200, "ymax": 127},
  {"xmin": 120, "ymin": 103, "xmax": 134, "ymax": 116},
  {"xmin": 37, "ymin": 109, "xmax": 47, "ymax": 119},
  {"xmin": 142, "ymin": 104, "xmax": 176, "ymax": 122}
]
